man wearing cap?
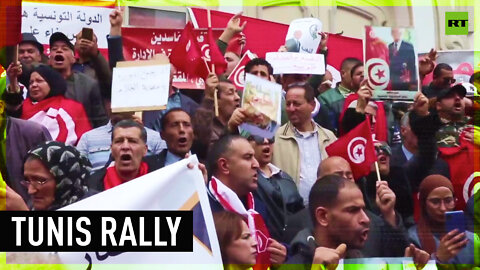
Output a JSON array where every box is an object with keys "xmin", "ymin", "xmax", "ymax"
[{"xmin": 49, "ymin": 32, "xmax": 108, "ymax": 128}]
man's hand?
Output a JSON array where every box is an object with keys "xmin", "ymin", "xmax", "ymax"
[
  {"xmin": 312, "ymin": 243, "xmax": 346, "ymax": 270},
  {"xmin": 404, "ymin": 244, "xmax": 430, "ymax": 270},
  {"xmin": 78, "ymin": 38, "xmax": 99, "ymax": 57},
  {"xmin": 205, "ymin": 72, "xmax": 219, "ymax": 99},
  {"xmin": 419, "ymin": 48, "xmax": 437, "ymax": 77},
  {"xmin": 219, "ymin": 12, "xmax": 247, "ymax": 43},
  {"xmin": 5, "ymin": 185, "xmax": 29, "ymax": 211},
  {"xmin": 186, "ymin": 153, "xmax": 208, "ymax": 184},
  {"xmin": 109, "ymin": 9, "xmax": 123, "ymax": 36},
  {"xmin": 278, "ymin": 45, "xmax": 288, "ymax": 52},
  {"xmin": 319, "ymin": 32, "xmax": 328, "ymax": 51},
  {"xmin": 356, "ymin": 79, "xmax": 373, "ymax": 114},
  {"xmin": 413, "ymin": 92, "xmax": 429, "ymax": 117},
  {"xmin": 436, "ymin": 229, "xmax": 468, "ymax": 263},
  {"xmin": 6, "ymin": 61, "xmax": 22, "ymax": 81},
  {"xmin": 375, "ymin": 181, "xmax": 396, "ymax": 227},
  {"xmin": 227, "ymin": 108, "xmax": 249, "ymax": 132},
  {"xmin": 267, "ymin": 239, "xmax": 287, "ymax": 265}
]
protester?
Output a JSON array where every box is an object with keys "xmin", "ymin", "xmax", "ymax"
[
  {"xmin": 87, "ymin": 120, "xmax": 161, "ymax": 191},
  {"xmin": 14, "ymin": 33, "xmax": 47, "ymax": 89},
  {"xmin": 284, "ymin": 175, "xmax": 428, "ymax": 269},
  {"xmin": 272, "ymin": 82, "xmax": 337, "ymax": 205},
  {"xmin": 408, "ymin": 174, "xmax": 479, "ymax": 267},
  {"xmin": 4, "ymin": 64, "xmax": 91, "ymax": 145},
  {"xmin": 77, "ymin": 107, "xmax": 166, "ymax": 171},
  {"xmin": 48, "ymin": 32, "xmax": 108, "ymax": 127},
  {"xmin": 213, "ymin": 211, "xmax": 258, "ymax": 269},
  {"xmin": 146, "ymin": 108, "xmax": 194, "ymax": 168},
  {"xmin": 246, "ymin": 133, "xmax": 307, "ymax": 243},
  {"xmin": 207, "ymin": 135, "xmax": 287, "ymax": 267},
  {"xmin": 22, "ymin": 141, "xmax": 93, "ymax": 211},
  {"xmin": 422, "ymin": 63, "xmax": 455, "ymax": 99}
]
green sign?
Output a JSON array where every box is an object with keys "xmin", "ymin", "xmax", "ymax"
[{"xmin": 445, "ymin": 12, "xmax": 468, "ymax": 35}]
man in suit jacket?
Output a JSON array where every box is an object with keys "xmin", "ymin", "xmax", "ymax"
[{"xmin": 389, "ymin": 28, "xmax": 416, "ymax": 91}]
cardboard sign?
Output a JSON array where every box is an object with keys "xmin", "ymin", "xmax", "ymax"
[
  {"xmin": 111, "ymin": 59, "xmax": 170, "ymax": 113},
  {"xmin": 285, "ymin": 18, "xmax": 323, "ymax": 54}
]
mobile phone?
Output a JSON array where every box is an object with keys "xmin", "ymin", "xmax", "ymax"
[
  {"xmin": 445, "ymin": 210, "xmax": 466, "ymax": 234},
  {"xmin": 81, "ymin": 27, "xmax": 93, "ymax": 41}
]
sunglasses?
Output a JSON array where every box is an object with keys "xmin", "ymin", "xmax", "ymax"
[
  {"xmin": 375, "ymin": 144, "xmax": 391, "ymax": 156},
  {"xmin": 247, "ymin": 135, "xmax": 275, "ymax": 145}
]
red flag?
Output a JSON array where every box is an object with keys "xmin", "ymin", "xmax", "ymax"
[
  {"xmin": 326, "ymin": 34, "xmax": 363, "ymax": 71},
  {"xmin": 438, "ymin": 133, "xmax": 480, "ymax": 210},
  {"xmin": 169, "ymin": 22, "xmax": 209, "ymax": 79},
  {"xmin": 206, "ymin": 27, "xmax": 227, "ymax": 76},
  {"xmin": 0, "ymin": 0, "xmax": 22, "ymax": 48},
  {"xmin": 326, "ymin": 119, "xmax": 377, "ymax": 180},
  {"xmin": 227, "ymin": 50, "xmax": 256, "ymax": 90}
]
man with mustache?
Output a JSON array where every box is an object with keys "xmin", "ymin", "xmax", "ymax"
[
  {"xmin": 48, "ymin": 32, "xmax": 108, "ymax": 127},
  {"xmin": 87, "ymin": 120, "xmax": 162, "ymax": 191}
]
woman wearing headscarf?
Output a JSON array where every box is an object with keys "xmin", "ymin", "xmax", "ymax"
[
  {"xmin": 408, "ymin": 174, "xmax": 479, "ymax": 268},
  {"xmin": 4, "ymin": 64, "xmax": 91, "ymax": 145},
  {"xmin": 22, "ymin": 141, "xmax": 93, "ymax": 211}
]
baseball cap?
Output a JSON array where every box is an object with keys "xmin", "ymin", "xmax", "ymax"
[
  {"xmin": 49, "ymin": 32, "xmax": 74, "ymax": 51},
  {"xmin": 436, "ymin": 84, "xmax": 467, "ymax": 100},
  {"xmin": 20, "ymin": 33, "xmax": 44, "ymax": 54}
]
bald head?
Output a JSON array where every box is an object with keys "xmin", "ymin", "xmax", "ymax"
[{"xmin": 317, "ymin": 156, "xmax": 354, "ymax": 181}]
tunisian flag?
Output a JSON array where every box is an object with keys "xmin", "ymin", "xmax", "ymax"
[
  {"xmin": 438, "ymin": 132, "xmax": 480, "ymax": 210},
  {"xmin": 326, "ymin": 119, "xmax": 377, "ymax": 180},
  {"xmin": 170, "ymin": 22, "xmax": 209, "ymax": 79},
  {"xmin": 206, "ymin": 27, "xmax": 227, "ymax": 76},
  {"xmin": 0, "ymin": 0, "xmax": 22, "ymax": 48}
]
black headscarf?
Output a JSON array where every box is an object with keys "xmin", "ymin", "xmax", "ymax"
[
  {"xmin": 30, "ymin": 65, "xmax": 67, "ymax": 100},
  {"xmin": 26, "ymin": 141, "xmax": 91, "ymax": 210}
]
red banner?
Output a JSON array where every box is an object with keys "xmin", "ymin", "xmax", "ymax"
[{"xmin": 122, "ymin": 27, "xmax": 222, "ymax": 89}]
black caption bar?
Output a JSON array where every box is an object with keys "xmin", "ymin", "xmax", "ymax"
[{"xmin": 0, "ymin": 211, "xmax": 192, "ymax": 252}]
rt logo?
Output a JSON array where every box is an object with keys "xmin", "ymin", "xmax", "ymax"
[{"xmin": 445, "ymin": 12, "xmax": 468, "ymax": 35}]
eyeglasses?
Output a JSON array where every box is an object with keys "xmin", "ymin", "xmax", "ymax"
[
  {"xmin": 375, "ymin": 144, "xmax": 391, "ymax": 156},
  {"xmin": 20, "ymin": 178, "xmax": 52, "ymax": 188},
  {"xmin": 427, "ymin": 197, "xmax": 456, "ymax": 207},
  {"xmin": 247, "ymin": 135, "xmax": 275, "ymax": 145}
]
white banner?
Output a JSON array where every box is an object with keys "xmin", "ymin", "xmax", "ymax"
[
  {"xmin": 54, "ymin": 156, "xmax": 222, "ymax": 269},
  {"xmin": 21, "ymin": 2, "xmax": 113, "ymax": 50},
  {"xmin": 266, "ymin": 52, "xmax": 325, "ymax": 75}
]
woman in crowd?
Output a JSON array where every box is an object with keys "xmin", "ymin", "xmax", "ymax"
[
  {"xmin": 213, "ymin": 211, "xmax": 258, "ymax": 270},
  {"xmin": 408, "ymin": 174, "xmax": 479, "ymax": 268},
  {"xmin": 5, "ymin": 64, "xmax": 91, "ymax": 145},
  {"xmin": 22, "ymin": 141, "xmax": 93, "ymax": 211}
]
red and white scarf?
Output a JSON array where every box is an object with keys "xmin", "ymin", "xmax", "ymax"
[
  {"xmin": 103, "ymin": 161, "xmax": 149, "ymax": 190},
  {"xmin": 209, "ymin": 177, "xmax": 271, "ymax": 270}
]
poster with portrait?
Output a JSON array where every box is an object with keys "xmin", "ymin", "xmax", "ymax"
[
  {"xmin": 285, "ymin": 18, "xmax": 322, "ymax": 54},
  {"xmin": 365, "ymin": 26, "xmax": 419, "ymax": 100},
  {"xmin": 240, "ymin": 74, "xmax": 282, "ymax": 139}
]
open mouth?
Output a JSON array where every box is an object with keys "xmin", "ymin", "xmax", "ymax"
[
  {"xmin": 378, "ymin": 155, "xmax": 387, "ymax": 163},
  {"xmin": 178, "ymin": 137, "xmax": 188, "ymax": 146},
  {"xmin": 360, "ymin": 229, "xmax": 369, "ymax": 241},
  {"xmin": 54, "ymin": 55, "xmax": 65, "ymax": 61},
  {"xmin": 120, "ymin": 154, "xmax": 132, "ymax": 161}
]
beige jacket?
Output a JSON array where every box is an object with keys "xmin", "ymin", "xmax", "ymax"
[{"xmin": 272, "ymin": 121, "xmax": 337, "ymax": 186}]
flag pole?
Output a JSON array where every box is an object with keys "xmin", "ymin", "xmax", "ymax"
[
  {"xmin": 207, "ymin": 9, "xmax": 211, "ymax": 28},
  {"xmin": 12, "ymin": 45, "xmax": 19, "ymax": 65},
  {"xmin": 374, "ymin": 161, "xmax": 381, "ymax": 182},
  {"xmin": 212, "ymin": 63, "xmax": 219, "ymax": 117}
]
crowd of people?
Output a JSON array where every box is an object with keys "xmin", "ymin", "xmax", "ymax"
[{"xmin": 1, "ymin": 7, "xmax": 479, "ymax": 270}]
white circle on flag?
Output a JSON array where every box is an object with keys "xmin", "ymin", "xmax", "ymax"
[
  {"xmin": 348, "ymin": 137, "xmax": 367, "ymax": 164},
  {"xmin": 201, "ymin": 44, "xmax": 211, "ymax": 61},
  {"xmin": 233, "ymin": 66, "xmax": 246, "ymax": 87},
  {"xmin": 366, "ymin": 58, "xmax": 389, "ymax": 89},
  {"xmin": 463, "ymin": 172, "xmax": 480, "ymax": 203},
  {"xmin": 185, "ymin": 40, "xmax": 191, "ymax": 52}
]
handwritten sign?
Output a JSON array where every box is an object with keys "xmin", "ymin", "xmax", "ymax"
[
  {"xmin": 122, "ymin": 27, "xmax": 223, "ymax": 90},
  {"xmin": 111, "ymin": 62, "xmax": 170, "ymax": 113},
  {"xmin": 21, "ymin": 2, "xmax": 112, "ymax": 49},
  {"xmin": 265, "ymin": 52, "xmax": 325, "ymax": 75}
]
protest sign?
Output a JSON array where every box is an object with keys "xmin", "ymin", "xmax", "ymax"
[
  {"xmin": 420, "ymin": 50, "xmax": 474, "ymax": 85},
  {"xmin": 122, "ymin": 27, "xmax": 223, "ymax": 90},
  {"xmin": 265, "ymin": 52, "xmax": 325, "ymax": 75},
  {"xmin": 52, "ymin": 155, "xmax": 222, "ymax": 268},
  {"xmin": 285, "ymin": 18, "xmax": 322, "ymax": 54},
  {"xmin": 111, "ymin": 60, "xmax": 170, "ymax": 113},
  {"xmin": 21, "ymin": 2, "xmax": 113, "ymax": 55},
  {"xmin": 365, "ymin": 26, "xmax": 419, "ymax": 100},
  {"xmin": 227, "ymin": 50, "xmax": 257, "ymax": 90},
  {"xmin": 240, "ymin": 73, "xmax": 282, "ymax": 139}
]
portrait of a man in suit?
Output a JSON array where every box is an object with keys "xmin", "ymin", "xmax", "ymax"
[
  {"xmin": 285, "ymin": 30, "xmax": 303, "ymax": 52},
  {"xmin": 388, "ymin": 28, "xmax": 417, "ymax": 90}
]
